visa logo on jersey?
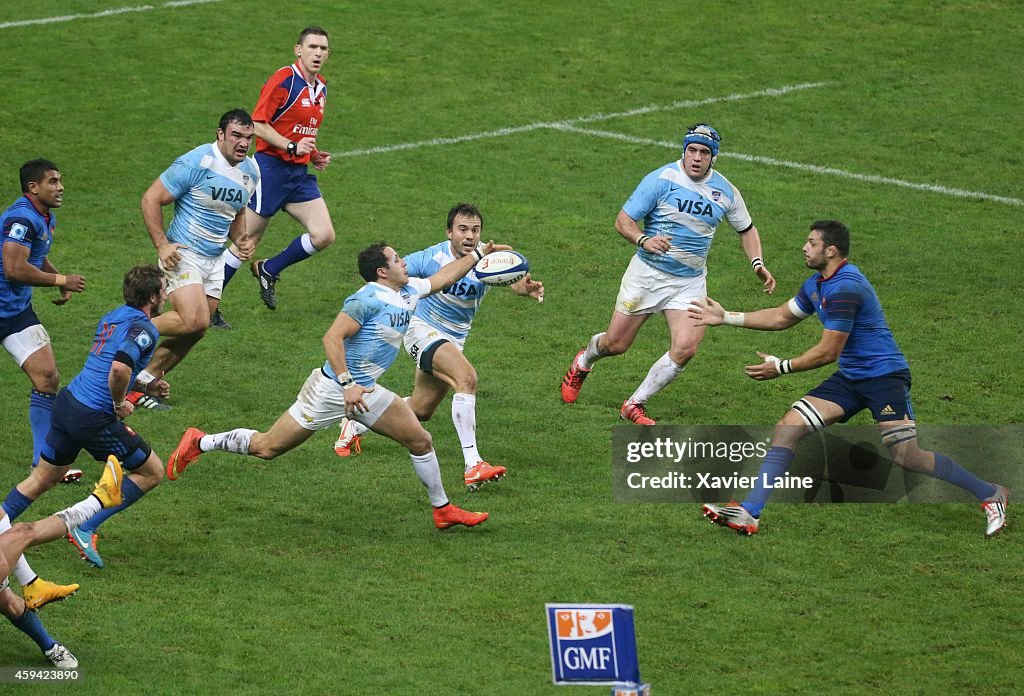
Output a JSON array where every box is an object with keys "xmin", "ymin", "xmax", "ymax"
[{"xmin": 546, "ymin": 604, "xmax": 641, "ymax": 686}]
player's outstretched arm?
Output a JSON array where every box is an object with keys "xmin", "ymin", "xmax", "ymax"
[
  {"xmin": 510, "ymin": 273, "xmax": 544, "ymax": 303},
  {"xmin": 744, "ymin": 329, "xmax": 849, "ymax": 380},
  {"xmin": 426, "ymin": 241, "xmax": 510, "ymax": 295},
  {"xmin": 688, "ymin": 297, "xmax": 801, "ymax": 331}
]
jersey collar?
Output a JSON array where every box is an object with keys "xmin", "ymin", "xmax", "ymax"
[
  {"xmin": 817, "ymin": 259, "xmax": 849, "ymax": 283},
  {"xmin": 291, "ymin": 62, "xmax": 326, "ymax": 102}
]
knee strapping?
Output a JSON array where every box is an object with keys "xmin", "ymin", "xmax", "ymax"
[
  {"xmin": 881, "ymin": 423, "xmax": 917, "ymax": 449},
  {"xmin": 791, "ymin": 398, "xmax": 827, "ymax": 431}
]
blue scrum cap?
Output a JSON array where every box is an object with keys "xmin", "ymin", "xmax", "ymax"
[{"xmin": 682, "ymin": 123, "xmax": 721, "ymax": 157}]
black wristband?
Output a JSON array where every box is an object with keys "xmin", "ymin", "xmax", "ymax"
[
  {"xmin": 637, "ymin": 234, "xmax": 650, "ymax": 248},
  {"xmin": 286, "ymin": 141, "xmax": 298, "ymax": 156}
]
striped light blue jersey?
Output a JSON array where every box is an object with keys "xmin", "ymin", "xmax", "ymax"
[
  {"xmin": 323, "ymin": 277, "xmax": 433, "ymax": 387},
  {"xmin": 791, "ymin": 262, "xmax": 909, "ymax": 380},
  {"xmin": 0, "ymin": 195, "xmax": 56, "ymax": 317},
  {"xmin": 159, "ymin": 143, "xmax": 260, "ymax": 258},
  {"xmin": 405, "ymin": 240, "xmax": 489, "ymax": 344},
  {"xmin": 67, "ymin": 304, "xmax": 159, "ymax": 413},
  {"xmin": 622, "ymin": 161, "xmax": 752, "ymax": 278}
]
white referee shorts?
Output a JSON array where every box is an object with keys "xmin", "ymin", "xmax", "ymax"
[
  {"xmin": 614, "ymin": 256, "xmax": 707, "ymax": 315},
  {"xmin": 2, "ymin": 323, "xmax": 51, "ymax": 367},
  {"xmin": 287, "ymin": 368, "xmax": 398, "ymax": 431},
  {"xmin": 160, "ymin": 247, "xmax": 226, "ymax": 300}
]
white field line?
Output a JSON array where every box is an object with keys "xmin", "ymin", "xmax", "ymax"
[
  {"xmin": 332, "ymin": 80, "xmax": 1019, "ymax": 207},
  {"xmin": 553, "ymin": 124, "xmax": 1023, "ymax": 207},
  {"xmin": 334, "ymin": 83, "xmax": 828, "ymax": 158},
  {"xmin": 0, "ymin": 0, "xmax": 221, "ymax": 30}
]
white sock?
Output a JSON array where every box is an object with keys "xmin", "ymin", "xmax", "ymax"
[
  {"xmin": 341, "ymin": 418, "xmax": 369, "ymax": 438},
  {"xmin": 579, "ymin": 333, "xmax": 605, "ymax": 370},
  {"xmin": 451, "ymin": 393, "xmax": 481, "ymax": 470},
  {"xmin": 0, "ymin": 514, "xmax": 37, "ymax": 585},
  {"xmin": 629, "ymin": 352, "xmax": 685, "ymax": 404},
  {"xmin": 223, "ymin": 248, "xmax": 242, "ymax": 271},
  {"xmin": 300, "ymin": 232, "xmax": 318, "ymax": 255},
  {"xmin": 55, "ymin": 496, "xmax": 103, "ymax": 532},
  {"xmin": 410, "ymin": 450, "xmax": 448, "ymax": 507},
  {"xmin": 201, "ymin": 429, "xmax": 257, "ymax": 455}
]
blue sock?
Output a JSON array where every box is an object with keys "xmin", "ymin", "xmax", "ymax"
[
  {"xmin": 2, "ymin": 487, "xmax": 34, "ymax": 520},
  {"xmin": 742, "ymin": 446, "xmax": 796, "ymax": 518},
  {"xmin": 264, "ymin": 233, "xmax": 317, "ymax": 277},
  {"xmin": 80, "ymin": 476, "xmax": 145, "ymax": 534},
  {"xmin": 931, "ymin": 453, "xmax": 996, "ymax": 501},
  {"xmin": 222, "ymin": 250, "xmax": 242, "ymax": 288},
  {"xmin": 29, "ymin": 390, "xmax": 56, "ymax": 467},
  {"xmin": 10, "ymin": 609, "xmax": 56, "ymax": 652}
]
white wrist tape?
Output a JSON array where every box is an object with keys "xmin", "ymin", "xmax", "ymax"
[{"xmin": 722, "ymin": 312, "xmax": 745, "ymax": 327}]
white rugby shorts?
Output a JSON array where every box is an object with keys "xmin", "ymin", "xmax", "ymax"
[
  {"xmin": 403, "ymin": 317, "xmax": 464, "ymax": 370},
  {"xmin": 614, "ymin": 255, "xmax": 707, "ymax": 315},
  {"xmin": 160, "ymin": 247, "xmax": 226, "ymax": 299},
  {"xmin": 287, "ymin": 368, "xmax": 398, "ymax": 430},
  {"xmin": 2, "ymin": 323, "xmax": 51, "ymax": 367}
]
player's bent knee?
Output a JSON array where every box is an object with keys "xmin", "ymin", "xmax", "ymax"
[
  {"xmin": 411, "ymin": 405, "xmax": 435, "ymax": 422},
  {"xmin": 0, "ymin": 587, "xmax": 24, "ymax": 619},
  {"xmin": 454, "ymin": 371, "xmax": 478, "ymax": 394},
  {"xmin": 405, "ymin": 428, "xmax": 433, "ymax": 456},
  {"xmin": 311, "ymin": 227, "xmax": 336, "ymax": 249},
  {"xmin": 602, "ymin": 337, "xmax": 631, "ymax": 356},
  {"xmin": 668, "ymin": 344, "xmax": 698, "ymax": 364},
  {"xmin": 32, "ymin": 368, "xmax": 59, "ymax": 393}
]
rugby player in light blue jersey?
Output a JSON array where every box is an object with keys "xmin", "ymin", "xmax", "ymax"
[
  {"xmin": 333, "ymin": 203, "xmax": 544, "ymax": 491},
  {"xmin": 166, "ymin": 239, "xmax": 510, "ymax": 530},
  {"xmin": 2, "ymin": 265, "xmax": 171, "ymax": 568},
  {"xmin": 0, "ymin": 158, "xmax": 87, "ymax": 609},
  {"xmin": 129, "ymin": 110, "xmax": 259, "ymax": 409},
  {"xmin": 691, "ymin": 221, "xmax": 1008, "ymax": 537},
  {"xmin": 561, "ymin": 124, "xmax": 776, "ymax": 425}
]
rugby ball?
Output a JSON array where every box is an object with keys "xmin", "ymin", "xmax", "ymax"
[{"xmin": 474, "ymin": 250, "xmax": 529, "ymax": 287}]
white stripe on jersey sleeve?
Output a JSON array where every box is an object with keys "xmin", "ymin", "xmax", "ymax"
[{"xmin": 788, "ymin": 297, "xmax": 813, "ymax": 319}]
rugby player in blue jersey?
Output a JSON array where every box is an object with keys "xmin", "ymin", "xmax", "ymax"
[
  {"xmin": 333, "ymin": 203, "xmax": 544, "ymax": 491},
  {"xmin": 691, "ymin": 220, "xmax": 1008, "ymax": 537},
  {"xmin": 1, "ymin": 158, "xmax": 87, "ymax": 608},
  {"xmin": 1, "ymin": 265, "xmax": 172, "ymax": 567},
  {"xmin": 126, "ymin": 110, "xmax": 260, "ymax": 409},
  {"xmin": 166, "ymin": 239, "xmax": 509, "ymax": 529},
  {"xmin": 561, "ymin": 124, "xmax": 776, "ymax": 425},
  {"xmin": 1, "ymin": 457, "xmax": 122, "ymax": 670}
]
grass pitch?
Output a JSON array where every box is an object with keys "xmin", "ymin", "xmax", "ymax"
[{"xmin": 0, "ymin": 1, "xmax": 1021, "ymax": 693}]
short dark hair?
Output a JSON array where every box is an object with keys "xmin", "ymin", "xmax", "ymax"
[
  {"xmin": 298, "ymin": 26, "xmax": 329, "ymax": 45},
  {"xmin": 20, "ymin": 159, "xmax": 59, "ymax": 193},
  {"xmin": 219, "ymin": 108, "xmax": 254, "ymax": 132},
  {"xmin": 123, "ymin": 264, "xmax": 165, "ymax": 308},
  {"xmin": 446, "ymin": 203, "xmax": 483, "ymax": 231},
  {"xmin": 811, "ymin": 220, "xmax": 851, "ymax": 258},
  {"xmin": 358, "ymin": 241, "xmax": 391, "ymax": 282}
]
